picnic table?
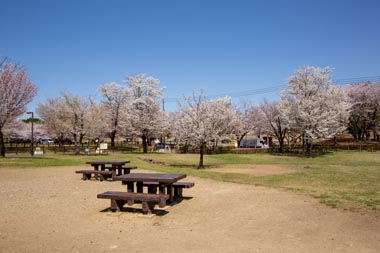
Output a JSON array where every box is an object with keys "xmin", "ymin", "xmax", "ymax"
[
  {"xmin": 114, "ymin": 173, "xmax": 187, "ymax": 202},
  {"xmin": 86, "ymin": 160, "xmax": 130, "ymax": 175}
]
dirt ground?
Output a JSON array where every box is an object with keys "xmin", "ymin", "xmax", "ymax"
[{"xmin": 0, "ymin": 166, "xmax": 379, "ymax": 252}]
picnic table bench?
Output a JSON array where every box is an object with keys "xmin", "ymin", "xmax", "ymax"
[
  {"xmin": 86, "ymin": 160, "xmax": 130, "ymax": 172},
  {"xmin": 104, "ymin": 165, "xmax": 137, "ymax": 176},
  {"xmin": 142, "ymin": 181, "xmax": 195, "ymax": 198},
  {"xmin": 97, "ymin": 191, "xmax": 169, "ymax": 214},
  {"xmin": 75, "ymin": 170, "xmax": 114, "ymax": 181}
]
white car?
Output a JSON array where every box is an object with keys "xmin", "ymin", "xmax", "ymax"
[{"xmin": 35, "ymin": 138, "xmax": 55, "ymax": 145}]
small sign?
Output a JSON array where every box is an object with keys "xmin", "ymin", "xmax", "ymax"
[{"xmin": 99, "ymin": 143, "xmax": 108, "ymax": 150}]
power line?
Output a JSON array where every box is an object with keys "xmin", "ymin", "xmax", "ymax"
[
  {"xmin": 333, "ymin": 75, "xmax": 380, "ymax": 85},
  {"xmin": 164, "ymin": 75, "xmax": 380, "ymax": 103}
]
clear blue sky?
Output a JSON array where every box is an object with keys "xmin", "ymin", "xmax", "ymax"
[{"xmin": 2, "ymin": 0, "xmax": 380, "ymax": 114}]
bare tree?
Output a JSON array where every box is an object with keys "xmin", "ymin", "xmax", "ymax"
[{"xmin": 0, "ymin": 59, "xmax": 37, "ymax": 157}]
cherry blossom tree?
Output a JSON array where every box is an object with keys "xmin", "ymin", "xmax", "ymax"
[
  {"xmin": 98, "ymin": 82, "xmax": 129, "ymax": 147},
  {"xmin": 346, "ymin": 82, "xmax": 380, "ymax": 141},
  {"xmin": 122, "ymin": 74, "xmax": 165, "ymax": 153},
  {"xmin": 37, "ymin": 97, "xmax": 68, "ymax": 147},
  {"xmin": 173, "ymin": 91, "xmax": 236, "ymax": 168},
  {"xmin": 2, "ymin": 118, "xmax": 24, "ymax": 141},
  {"xmin": 260, "ymin": 100, "xmax": 287, "ymax": 152},
  {"xmin": 37, "ymin": 93, "xmax": 90, "ymax": 154},
  {"xmin": 3, "ymin": 120, "xmax": 47, "ymax": 143},
  {"xmin": 85, "ymin": 99, "xmax": 108, "ymax": 142},
  {"xmin": 233, "ymin": 102, "xmax": 264, "ymax": 148},
  {"xmin": 281, "ymin": 66, "xmax": 350, "ymax": 155},
  {"xmin": 0, "ymin": 59, "xmax": 37, "ymax": 157}
]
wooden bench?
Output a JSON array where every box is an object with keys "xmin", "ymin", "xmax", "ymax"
[
  {"xmin": 142, "ymin": 181, "xmax": 195, "ymax": 198},
  {"xmin": 97, "ymin": 191, "xmax": 169, "ymax": 214},
  {"xmin": 118, "ymin": 166, "xmax": 137, "ymax": 175},
  {"xmin": 75, "ymin": 170, "xmax": 114, "ymax": 181},
  {"xmin": 104, "ymin": 165, "xmax": 138, "ymax": 175},
  {"xmin": 173, "ymin": 182, "xmax": 195, "ymax": 198}
]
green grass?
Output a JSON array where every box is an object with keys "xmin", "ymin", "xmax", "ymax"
[{"xmin": 1, "ymin": 151, "xmax": 380, "ymax": 212}]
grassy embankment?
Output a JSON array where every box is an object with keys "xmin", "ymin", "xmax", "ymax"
[{"xmin": 1, "ymin": 151, "xmax": 379, "ymax": 212}]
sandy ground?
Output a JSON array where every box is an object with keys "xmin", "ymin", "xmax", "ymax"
[{"xmin": 0, "ymin": 166, "xmax": 380, "ymax": 253}]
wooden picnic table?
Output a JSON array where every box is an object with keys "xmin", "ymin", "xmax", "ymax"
[
  {"xmin": 114, "ymin": 173, "xmax": 187, "ymax": 202},
  {"xmin": 86, "ymin": 160, "xmax": 130, "ymax": 176}
]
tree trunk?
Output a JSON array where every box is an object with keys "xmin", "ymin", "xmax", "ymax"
[
  {"xmin": 301, "ymin": 135, "xmax": 304, "ymax": 153},
  {"xmin": 305, "ymin": 140, "xmax": 312, "ymax": 157},
  {"xmin": 0, "ymin": 129, "xmax": 5, "ymax": 157},
  {"xmin": 75, "ymin": 143, "xmax": 81, "ymax": 155},
  {"xmin": 237, "ymin": 133, "xmax": 247, "ymax": 148},
  {"xmin": 142, "ymin": 134, "xmax": 148, "ymax": 153},
  {"xmin": 279, "ymin": 138, "xmax": 284, "ymax": 153},
  {"xmin": 110, "ymin": 130, "xmax": 116, "ymax": 147},
  {"xmin": 73, "ymin": 133, "xmax": 81, "ymax": 155},
  {"xmin": 198, "ymin": 142, "xmax": 205, "ymax": 169}
]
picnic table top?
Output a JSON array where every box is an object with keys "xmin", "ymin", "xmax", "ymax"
[
  {"xmin": 86, "ymin": 160, "xmax": 130, "ymax": 166},
  {"xmin": 114, "ymin": 173, "xmax": 186, "ymax": 183}
]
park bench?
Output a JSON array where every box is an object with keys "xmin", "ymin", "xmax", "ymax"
[
  {"xmin": 173, "ymin": 182, "xmax": 195, "ymax": 198},
  {"xmin": 75, "ymin": 170, "xmax": 114, "ymax": 181},
  {"xmin": 105, "ymin": 165, "xmax": 137, "ymax": 175},
  {"xmin": 97, "ymin": 191, "xmax": 169, "ymax": 214},
  {"xmin": 142, "ymin": 181, "xmax": 195, "ymax": 198}
]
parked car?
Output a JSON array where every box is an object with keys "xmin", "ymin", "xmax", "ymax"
[
  {"xmin": 34, "ymin": 138, "xmax": 55, "ymax": 145},
  {"xmin": 239, "ymin": 138, "xmax": 268, "ymax": 148}
]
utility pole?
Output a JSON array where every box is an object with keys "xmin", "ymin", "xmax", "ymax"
[
  {"xmin": 26, "ymin": 111, "xmax": 34, "ymax": 156},
  {"xmin": 161, "ymin": 98, "xmax": 165, "ymax": 144}
]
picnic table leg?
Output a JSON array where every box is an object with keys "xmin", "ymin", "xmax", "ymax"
[
  {"xmin": 167, "ymin": 185, "xmax": 174, "ymax": 202},
  {"xmin": 148, "ymin": 185, "xmax": 157, "ymax": 194},
  {"xmin": 159, "ymin": 183, "xmax": 173, "ymax": 203},
  {"xmin": 175, "ymin": 188, "xmax": 183, "ymax": 198},
  {"xmin": 82, "ymin": 173, "xmax": 91, "ymax": 180},
  {"xmin": 92, "ymin": 165, "xmax": 99, "ymax": 180},
  {"xmin": 116, "ymin": 166, "xmax": 122, "ymax": 176},
  {"xmin": 124, "ymin": 182, "xmax": 134, "ymax": 192},
  {"xmin": 141, "ymin": 202, "xmax": 153, "ymax": 215},
  {"xmin": 158, "ymin": 184, "xmax": 165, "ymax": 195},
  {"xmin": 110, "ymin": 199, "xmax": 125, "ymax": 212},
  {"xmin": 123, "ymin": 182, "xmax": 135, "ymax": 206},
  {"xmin": 136, "ymin": 182, "xmax": 143, "ymax": 193},
  {"xmin": 111, "ymin": 170, "xmax": 116, "ymax": 181}
]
